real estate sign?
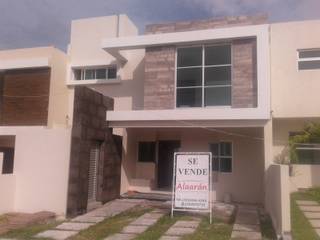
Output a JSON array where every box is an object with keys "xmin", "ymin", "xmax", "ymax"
[{"xmin": 171, "ymin": 152, "xmax": 212, "ymax": 222}]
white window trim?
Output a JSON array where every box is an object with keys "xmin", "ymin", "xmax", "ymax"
[
  {"xmin": 69, "ymin": 65, "xmax": 119, "ymax": 85},
  {"xmin": 297, "ymin": 49, "xmax": 320, "ymax": 71},
  {"xmin": 210, "ymin": 141, "xmax": 233, "ymax": 174},
  {"xmin": 175, "ymin": 44, "xmax": 233, "ymax": 108}
]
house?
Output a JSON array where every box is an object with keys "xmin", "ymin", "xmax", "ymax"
[
  {"xmin": 0, "ymin": 47, "xmax": 72, "ymax": 216},
  {"xmin": 1, "ymin": 13, "xmax": 320, "ymax": 237}
]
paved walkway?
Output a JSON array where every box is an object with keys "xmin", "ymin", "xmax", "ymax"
[
  {"xmin": 296, "ymin": 200, "xmax": 320, "ymax": 237},
  {"xmin": 105, "ymin": 209, "xmax": 167, "ymax": 240},
  {"xmin": 160, "ymin": 219, "xmax": 200, "ymax": 240},
  {"xmin": 231, "ymin": 205, "xmax": 262, "ymax": 240},
  {"xmin": 35, "ymin": 199, "xmax": 143, "ymax": 240}
]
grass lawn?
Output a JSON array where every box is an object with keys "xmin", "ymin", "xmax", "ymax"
[
  {"xmin": 183, "ymin": 217, "xmax": 233, "ymax": 240},
  {"xmin": 0, "ymin": 220, "xmax": 62, "ymax": 240},
  {"xmin": 259, "ymin": 212, "xmax": 277, "ymax": 240},
  {"xmin": 291, "ymin": 191, "xmax": 320, "ymax": 240},
  {"xmin": 70, "ymin": 207, "xmax": 150, "ymax": 240}
]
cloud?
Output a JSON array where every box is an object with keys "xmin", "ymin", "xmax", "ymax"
[
  {"xmin": 182, "ymin": 0, "xmax": 320, "ymax": 21},
  {"xmin": 0, "ymin": 0, "xmax": 319, "ymax": 51}
]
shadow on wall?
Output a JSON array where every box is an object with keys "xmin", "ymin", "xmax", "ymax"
[{"xmin": 92, "ymin": 57, "xmax": 145, "ymax": 110}]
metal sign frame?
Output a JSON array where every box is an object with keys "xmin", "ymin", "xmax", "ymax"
[{"xmin": 171, "ymin": 152, "xmax": 213, "ymax": 223}]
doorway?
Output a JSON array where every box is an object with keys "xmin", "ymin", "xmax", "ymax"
[{"xmin": 157, "ymin": 140, "xmax": 180, "ymax": 189}]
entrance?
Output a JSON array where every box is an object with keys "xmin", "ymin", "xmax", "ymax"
[{"xmin": 157, "ymin": 140, "xmax": 180, "ymax": 189}]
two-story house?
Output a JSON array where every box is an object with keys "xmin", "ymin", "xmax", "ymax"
[{"xmin": 1, "ymin": 13, "xmax": 320, "ymax": 236}]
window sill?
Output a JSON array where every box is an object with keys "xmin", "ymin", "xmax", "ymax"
[{"xmin": 67, "ymin": 78, "xmax": 121, "ymax": 86}]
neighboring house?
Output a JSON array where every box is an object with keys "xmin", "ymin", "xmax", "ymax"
[
  {"xmin": 0, "ymin": 47, "xmax": 72, "ymax": 216},
  {"xmin": 0, "ymin": 13, "xmax": 320, "ymax": 237}
]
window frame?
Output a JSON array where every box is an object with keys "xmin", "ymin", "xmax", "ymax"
[
  {"xmin": 209, "ymin": 141, "xmax": 233, "ymax": 174},
  {"xmin": 175, "ymin": 43, "xmax": 233, "ymax": 108},
  {"xmin": 297, "ymin": 48, "xmax": 320, "ymax": 71},
  {"xmin": 72, "ymin": 65, "xmax": 117, "ymax": 81},
  {"xmin": 137, "ymin": 141, "xmax": 156, "ymax": 163}
]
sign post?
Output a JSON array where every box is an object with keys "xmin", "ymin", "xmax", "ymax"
[{"xmin": 171, "ymin": 152, "xmax": 212, "ymax": 223}]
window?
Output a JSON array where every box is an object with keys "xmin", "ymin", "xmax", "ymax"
[
  {"xmin": 176, "ymin": 45, "xmax": 232, "ymax": 108},
  {"xmin": 298, "ymin": 49, "xmax": 320, "ymax": 70},
  {"xmin": 73, "ymin": 66, "xmax": 117, "ymax": 81},
  {"xmin": 295, "ymin": 143, "xmax": 320, "ymax": 164},
  {"xmin": 1, "ymin": 148, "xmax": 15, "ymax": 174},
  {"xmin": 138, "ymin": 142, "xmax": 156, "ymax": 163},
  {"xmin": 210, "ymin": 142, "xmax": 232, "ymax": 173}
]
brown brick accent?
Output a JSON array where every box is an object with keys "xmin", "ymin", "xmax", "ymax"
[
  {"xmin": 232, "ymin": 38, "xmax": 257, "ymax": 108},
  {"xmin": 144, "ymin": 46, "xmax": 175, "ymax": 110},
  {"xmin": 67, "ymin": 86, "xmax": 121, "ymax": 217},
  {"xmin": 145, "ymin": 14, "xmax": 268, "ymax": 34},
  {"xmin": 0, "ymin": 68, "xmax": 50, "ymax": 126}
]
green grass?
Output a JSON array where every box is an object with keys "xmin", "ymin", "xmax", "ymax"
[
  {"xmin": 70, "ymin": 207, "xmax": 151, "ymax": 240},
  {"xmin": 259, "ymin": 212, "xmax": 277, "ymax": 240},
  {"xmin": 183, "ymin": 217, "xmax": 233, "ymax": 240},
  {"xmin": 0, "ymin": 220, "xmax": 62, "ymax": 240},
  {"xmin": 134, "ymin": 214, "xmax": 178, "ymax": 240},
  {"xmin": 306, "ymin": 187, "xmax": 320, "ymax": 203},
  {"xmin": 291, "ymin": 192, "xmax": 320, "ymax": 240}
]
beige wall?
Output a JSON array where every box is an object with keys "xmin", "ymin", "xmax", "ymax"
[
  {"xmin": 271, "ymin": 20, "xmax": 320, "ymax": 118},
  {"xmin": 290, "ymin": 165, "xmax": 320, "ymax": 192},
  {"xmin": 0, "ymin": 127, "xmax": 71, "ymax": 216},
  {"xmin": 68, "ymin": 15, "xmax": 145, "ymax": 114},
  {"xmin": 265, "ymin": 164, "xmax": 291, "ymax": 236},
  {"xmin": 0, "ymin": 173, "xmax": 15, "ymax": 214},
  {"xmin": 122, "ymin": 127, "xmax": 265, "ymax": 204}
]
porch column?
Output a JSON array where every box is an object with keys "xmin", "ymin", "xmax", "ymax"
[{"xmin": 264, "ymin": 120, "xmax": 273, "ymax": 170}]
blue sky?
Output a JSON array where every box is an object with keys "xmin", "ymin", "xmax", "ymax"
[{"xmin": 0, "ymin": 0, "xmax": 319, "ymax": 51}]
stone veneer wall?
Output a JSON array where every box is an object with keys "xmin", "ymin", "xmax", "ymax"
[
  {"xmin": 67, "ymin": 86, "xmax": 121, "ymax": 216},
  {"xmin": 143, "ymin": 14, "xmax": 265, "ymax": 109},
  {"xmin": 232, "ymin": 38, "xmax": 258, "ymax": 108}
]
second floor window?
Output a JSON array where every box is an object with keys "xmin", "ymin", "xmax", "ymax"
[
  {"xmin": 176, "ymin": 45, "xmax": 232, "ymax": 108},
  {"xmin": 73, "ymin": 66, "xmax": 117, "ymax": 81},
  {"xmin": 298, "ymin": 49, "xmax": 320, "ymax": 70}
]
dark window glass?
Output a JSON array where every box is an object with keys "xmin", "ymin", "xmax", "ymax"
[
  {"xmin": 299, "ymin": 50, "xmax": 320, "ymax": 58},
  {"xmin": 85, "ymin": 69, "xmax": 95, "ymax": 80},
  {"xmin": 205, "ymin": 45, "xmax": 231, "ymax": 66},
  {"xmin": 177, "ymin": 68, "xmax": 202, "ymax": 87},
  {"xmin": 205, "ymin": 66, "xmax": 231, "ymax": 86},
  {"xmin": 177, "ymin": 47, "xmax": 202, "ymax": 67},
  {"xmin": 108, "ymin": 67, "xmax": 117, "ymax": 79},
  {"xmin": 220, "ymin": 157, "xmax": 232, "ymax": 172},
  {"xmin": 1, "ymin": 148, "xmax": 14, "ymax": 174},
  {"xmin": 96, "ymin": 69, "xmax": 106, "ymax": 79},
  {"xmin": 296, "ymin": 146, "xmax": 320, "ymax": 164},
  {"xmin": 298, "ymin": 60, "xmax": 320, "ymax": 70},
  {"xmin": 74, "ymin": 69, "xmax": 82, "ymax": 80},
  {"xmin": 205, "ymin": 86, "xmax": 231, "ymax": 106},
  {"xmin": 220, "ymin": 142, "xmax": 232, "ymax": 156},
  {"xmin": 176, "ymin": 88, "xmax": 202, "ymax": 107},
  {"xmin": 138, "ymin": 142, "xmax": 156, "ymax": 162}
]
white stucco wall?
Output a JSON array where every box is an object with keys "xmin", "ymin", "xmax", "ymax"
[
  {"xmin": 290, "ymin": 165, "xmax": 320, "ymax": 192},
  {"xmin": 265, "ymin": 164, "xmax": 291, "ymax": 236},
  {"xmin": 271, "ymin": 20, "xmax": 320, "ymax": 118},
  {"xmin": 0, "ymin": 127, "xmax": 71, "ymax": 216},
  {"xmin": 67, "ymin": 14, "xmax": 145, "ymax": 126}
]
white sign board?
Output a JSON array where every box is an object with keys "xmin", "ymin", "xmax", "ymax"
[{"xmin": 171, "ymin": 152, "xmax": 212, "ymax": 222}]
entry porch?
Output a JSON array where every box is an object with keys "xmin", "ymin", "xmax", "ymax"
[{"xmin": 120, "ymin": 127, "xmax": 265, "ymax": 205}]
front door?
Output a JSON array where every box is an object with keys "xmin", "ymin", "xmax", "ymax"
[{"xmin": 157, "ymin": 140, "xmax": 180, "ymax": 189}]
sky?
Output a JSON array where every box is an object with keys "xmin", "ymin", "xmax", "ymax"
[{"xmin": 0, "ymin": 0, "xmax": 319, "ymax": 51}]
